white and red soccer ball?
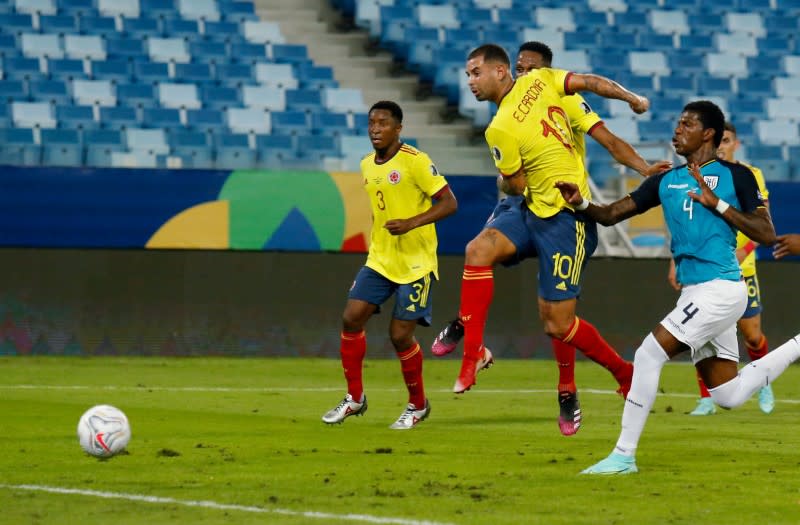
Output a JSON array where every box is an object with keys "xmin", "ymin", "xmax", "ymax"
[{"xmin": 77, "ymin": 405, "xmax": 131, "ymax": 458}]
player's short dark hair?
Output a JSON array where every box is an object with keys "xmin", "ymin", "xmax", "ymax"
[
  {"xmin": 517, "ymin": 41, "xmax": 553, "ymax": 67},
  {"xmin": 369, "ymin": 100, "xmax": 403, "ymax": 124},
  {"xmin": 724, "ymin": 121, "xmax": 737, "ymax": 135},
  {"xmin": 468, "ymin": 44, "xmax": 510, "ymax": 66},
  {"xmin": 683, "ymin": 100, "xmax": 725, "ymax": 148}
]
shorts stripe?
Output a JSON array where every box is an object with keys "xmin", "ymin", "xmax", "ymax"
[
  {"xmin": 571, "ymin": 221, "xmax": 586, "ymax": 285},
  {"xmin": 420, "ymin": 274, "xmax": 431, "ymax": 308}
]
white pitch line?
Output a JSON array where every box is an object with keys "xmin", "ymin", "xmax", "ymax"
[
  {"xmin": 0, "ymin": 484, "xmax": 457, "ymax": 525},
  {"xmin": 0, "ymin": 384, "xmax": 798, "ymax": 403}
]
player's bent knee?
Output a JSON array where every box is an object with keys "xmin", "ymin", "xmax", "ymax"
[{"xmin": 708, "ymin": 377, "xmax": 747, "ymax": 409}]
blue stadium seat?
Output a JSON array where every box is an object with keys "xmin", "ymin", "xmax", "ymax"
[
  {"xmin": 0, "ymin": 79, "xmax": 29, "ymax": 103},
  {"xmin": 322, "ymin": 87, "xmax": 366, "ymax": 114},
  {"xmin": 679, "ymin": 34, "xmax": 714, "ymax": 53},
  {"xmin": 141, "ymin": 0, "xmax": 179, "ymax": 19},
  {"xmin": 106, "ymin": 37, "xmax": 146, "ymax": 61},
  {"xmin": 99, "ymin": 106, "xmax": 139, "ymax": 129},
  {"xmin": 254, "ymin": 63, "xmax": 296, "ymax": 89},
  {"xmin": 117, "ymin": 83, "xmax": 156, "ymax": 109},
  {"xmin": 215, "ymin": 63, "xmax": 253, "ymax": 86},
  {"xmin": 47, "ymin": 58, "xmax": 86, "ymax": 82},
  {"xmin": 91, "ymin": 59, "xmax": 131, "ymax": 83},
  {"xmin": 222, "ymin": 0, "xmax": 257, "ymax": 23},
  {"xmin": 4, "ymin": 57, "xmax": 44, "ymax": 81},
  {"xmin": 40, "ymin": 14, "xmax": 79, "ymax": 35},
  {"xmin": 199, "ymin": 85, "xmax": 239, "ymax": 110},
  {"xmin": 730, "ymin": 98, "xmax": 764, "ymax": 121},
  {"xmin": 312, "ymin": 112, "xmax": 350, "ymax": 136},
  {"xmin": 758, "ymin": 36, "xmax": 793, "ymax": 56},
  {"xmin": 189, "ymin": 41, "xmax": 227, "ymax": 63},
  {"xmin": 202, "ymin": 21, "xmax": 239, "ymax": 43},
  {"xmin": 41, "ymin": 128, "xmax": 82, "ymax": 166},
  {"xmin": 56, "ymin": 104, "xmax": 96, "ymax": 130},
  {"xmin": 0, "ymin": 13, "xmax": 34, "ymax": 35},
  {"xmin": 226, "ymin": 107, "xmax": 271, "ymax": 134},
  {"xmin": 143, "ymin": 108, "xmax": 183, "ymax": 131},
  {"xmin": 269, "ymin": 110, "xmax": 308, "ymax": 135},
  {"xmin": 98, "ymin": 0, "xmax": 139, "ymax": 18},
  {"xmin": 736, "ymin": 77, "xmax": 773, "ymax": 99},
  {"xmin": 573, "ymin": 10, "xmax": 607, "ymax": 31},
  {"xmin": 29, "ymin": 79, "xmax": 70, "ymax": 105},
  {"xmin": 637, "ymin": 120, "xmax": 673, "ymax": 142},
  {"xmin": 242, "ymin": 85, "xmax": 285, "ymax": 111},
  {"xmin": 285, "ymin": 89, "xmax": 322, "ymax": 112},
  {"xmin": 256, "ymin": 134, "xmax": 296, "ymax": 167},
  {"xmin": 775, "ymin": 0, "xmax": 800, "ymax": 14},
  {"xmin": 697, "ymin": 76, "xmax": 733, "ymax": 97},
  {"xmin": 79, "ymin": 16, "xmax": 118, "ymax": 38},
  {"xmin": 64, "ymin": 34, "xmax": 106, "ymax": 61},
  {"xmin": 12, "ymin": 101, "xmax": 57, "ymax": 128},
  {"xmin": 616, "ymin": 74, "xmax": 654, "ymax": 93},
  {"xmin": 638, "ymin": 33, "xmax": 675, "ymax": 52},
  {"xmin": 0, "ymin": 34, "xmax": 17, "ymax": 57},
  {"xmin": 764, "ymin": 14, "xmax": 799, "ymax": 37},
  {"xmin": 564, "ymin": 31, "xmax": 598, "ymax": 51},
  {"xmin": 600, "ymin": 31, "xmax": 636, "ymax": 50},
  {"xmin": 458, "ymin": 8, "xmax": 493, "ymax": 30},
  {"xmin": 297, "ymin": 134, "xmax": 339, "ymax": 161},
  {"xmin": 229, "ymin": 42, "xmax": 267, "ymax": 64},
  {"xmin": 168, "ymin": 129, "xmax": 213, "ymax": 168},
  {"xmin": 21, "ymin": 33, "xmax": 63, "ymax": 60},
  {"xmin": 174, "ymin": 63, "xmax": 212, "ymax": 83},
  {"xmin": 668, "ymin": 54, "xmax": 707, "ymax": 75},
  {"xmin": 747, "ymin": 55, "xmax": 781, "ymax": 78},
  {"xmin": 186, "ymin": 108, "xmax": 224, "ymax": 132},
  {"xmin": 179, "ymin": 0, "xmax": 220, "ymax": 22},
  {"xmin": 58, "ymin": 0, "xmax": 94, "ymax": 17},
  {"xmin": 123, "ymin": 17, "xmax": 161, "ymax": 40},
  {"xmin": 133, "ymin": 61, "xmax": 170, "ymax": 84},
  {"xmin": 158, "ymin": 82, "xmax": 201, "ymax": 109},
  {"xmin": 126, "ymin": 127, "xmax": 169, "ymax": 154},
  {"xmin": 214, "ymin": 133, "xmax": 255, "ymax": 169},
  {"xmin": 242, "ymin": 20, "xmax": 284, "ymax": 45},
  {"xmin": 148, "ymin": 37, "xmax": 190, "ymax": 63},
  {"xmin": 163, "ymin": 18, "xmax": 200, "ymax": 40},
  {"xmin": 72, "ymin": 79, "xmax": 116, "ymax": 106},
  {"xmin": 0, "ymin": 127, "xmax": 40, "ymax": 165}
]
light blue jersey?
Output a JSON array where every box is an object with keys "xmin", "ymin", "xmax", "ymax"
[{"xmin": 630, "ymin": 159, "xmax": 765, "ymax": 286}]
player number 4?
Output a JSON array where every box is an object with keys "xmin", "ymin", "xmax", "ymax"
[{"xmin": 683, "ymin": 198, "xmax": 693, "ymax": 220}]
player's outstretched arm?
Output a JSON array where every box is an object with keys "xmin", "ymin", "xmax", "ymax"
[
  {"xmin": 590, "ymin": 125, "xmax": 672, "ymax": 177},
  {"xmin": 686, "ymin": 163, "xmax": 776, "ymax": 246},
  {"xmin": 774, "ymin": 233, "xmax": 800, "ymax": 259},
  {"xmin": 554, "ymin": 181, "xmax": 639, "ymax": 226},
  {"xmin": 384, "ymin": 186, "xmax": 457, "ymax": 236},
  {"xmin": 567, "ymin": 73, "xmax": 648, "ymax": 114}
]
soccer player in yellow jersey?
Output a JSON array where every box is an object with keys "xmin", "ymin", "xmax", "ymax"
[
  {"xmin": 432, "ymin": 41, "xmax": 671, "ymax": 435},
  {"xmin": 668, "ymin": 122, "xmax": 775, "ymax": 416},
  {"xmin": 322, "ymin": 100, "xmax": 457, "ymax": 429},
  {"xmin": 449, "ymin": 43, "xmax": 650, "ymax": 403}
]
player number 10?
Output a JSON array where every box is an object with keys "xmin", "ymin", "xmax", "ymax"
[{"xmin": 551, "ymin": 252, "xmax": 573, "ymax": 279}]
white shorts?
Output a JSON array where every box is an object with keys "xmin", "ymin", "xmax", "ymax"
[{"xmin": 660, "ymin": 278, "xmax": 747, "ymax": 364}]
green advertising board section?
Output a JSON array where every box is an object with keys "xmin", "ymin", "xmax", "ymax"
[{"xmin": 0, "ymin": 248, "xmax": 797, "ymax": 360}]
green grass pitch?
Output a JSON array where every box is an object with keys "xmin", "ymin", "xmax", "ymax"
[{"xmin": 1, "ymin": 357, "xmax": 799, "ymax": 525}]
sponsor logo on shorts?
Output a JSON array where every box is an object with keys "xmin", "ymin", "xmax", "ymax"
[{"xmin": 665, "ymin": 317, "xmax": 685, "ymax": 335}]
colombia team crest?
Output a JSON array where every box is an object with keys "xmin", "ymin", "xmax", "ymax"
[{"xmin": 388, "ymin": 170, "xmax": 401, "ymax": 184}]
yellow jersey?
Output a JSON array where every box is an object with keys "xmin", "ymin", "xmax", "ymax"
[
  {"xmin": 561, "ymin": 93, "xmax": 603, "ymax": 170},
  {"xmin": 485, "ymin": 68, "xmax": 585, "ymax": 218},
  {"xmin": 736, "ymin": 162, "xmax": 769, "ymax": 277},
  {"xmin": 361, "ymin": 143, "xmax": 448, "ymax": 284}
]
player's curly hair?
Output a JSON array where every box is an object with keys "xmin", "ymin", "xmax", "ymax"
[
  {"xmin": 369, "ymin": 100, "xmax": 403, "ymax": 124},
  {"xmin": 518, "ymin": 41, "xmax": 553, "ymax": 67},
  {"xmin": 684, "ymin": 100, "xmax": 726, "ymax": 148},
  {"xmin": 468, "ymin": 44, "xmax": 510, "ymax": 66}
]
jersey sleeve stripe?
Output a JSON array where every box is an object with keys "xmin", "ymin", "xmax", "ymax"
[
  {"xmin": 564, "ymin": 72, "xmax": 575, "ymax": 96},
  {"xmin": 586, "ymin": 121, "xmax": 605, "ymax": 135}
]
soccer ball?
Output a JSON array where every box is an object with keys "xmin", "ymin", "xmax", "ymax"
[{"xmin": 77, "ymin": 405, "xmax": 131, "ymax": 458}]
